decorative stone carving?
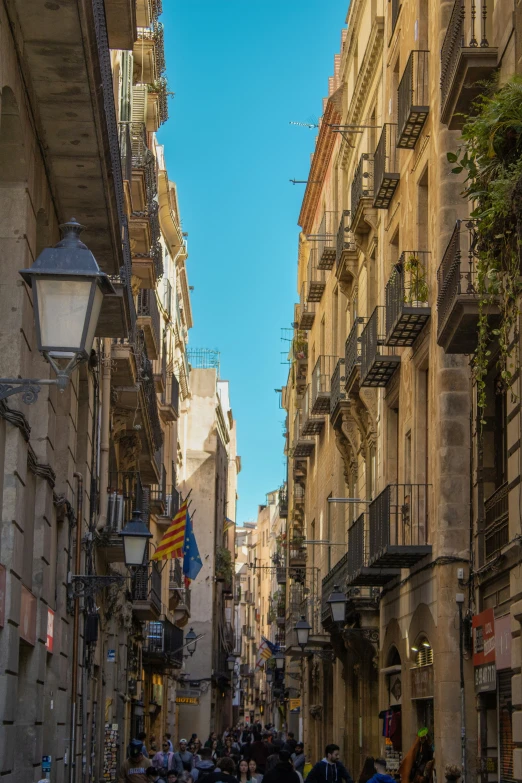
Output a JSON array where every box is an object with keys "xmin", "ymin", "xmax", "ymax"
[
  {"xmin": 130, "ymin": 274, "xmax": 142, "ymax": 296},
  {"xmin": 112, "ymin": 408, "xmax": 130, "ymax": 437},
  {"xmin": 114, "ymin": 431, "xmax": 142, "ymax": 471}
]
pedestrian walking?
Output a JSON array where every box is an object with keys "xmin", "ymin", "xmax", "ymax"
[
  {"xmin": 138, "ymin": 732, "xmax": 150, "ymax": 758},
  {"xmin": 282, "ymin": 732, "xmax": 297, "ymax": 755},
  {"xmin": 247, "ymin": 760, "xmax": 261, "ymax": 783},
  {"xmin": 164, "ymin": 734, "xmax": 174, "ymax": 752},
  {"xmin": 194, "ymin": 747, "xmax": 217, "ymax": 781},
  {"xmin": 205, "ymin": 733, "xmax": 218, "ymax": 749},
  {"xmin": 203, "ymin": 756, "xmax": 240, "ymax": 783},
  {"xmin": 262, "ymin": 751, "xmax": 300, "ymax": 783},
  {"xmin": 366, "ymin": 759, "xmax": 396, "ymax": 783},
  {"xmin": 147, "ymin": 767, "xmax": 166, "ymax": 783},
  {"xmin": 291, "ymin": 743, "xmax": 305, "ymax": 777},
  {"xmin": 306, "ymin": 744, "xmax": 353, "ymax": 783},
  {"xmin": 238, "ymin": 759, "xmax": 252, "ymax": 782},
  {"xmin": 247, "ymin": 732, "xmax": 271, "ymax": 774},
  {"xmin": 174, "ymin": 740, "xmax": 195, "ymax": 774},
  {"xmin": 118, "ymin": 738, "xmax": 152, "ymax": 783},
  {"xmin": 358, "ymin": 758, "xmax": 376, "ymax": 783},
  {"xmin": 166, "ymin": 772, "xmax": 178, "ymax": 783},
  {"xmin": 152, "ymin": 741, "xmax": 176, "ymax": 775}
]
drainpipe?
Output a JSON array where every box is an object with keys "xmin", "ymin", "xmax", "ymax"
[
  {"xmin": 70, "ymin": 472, "xmax": 84, "ymax": 783},
  {"xmin": 97, "ymin": 339, "xmax": 111, "ymax": 530}
]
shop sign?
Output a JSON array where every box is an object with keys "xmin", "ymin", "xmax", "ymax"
[
  {"xmin": 107, "ymin": 649, "xmax": 116, "ymax": 663},
  {"xmin": 487, "ymin": 758, "xmax": 498, "ymax": 773},
  {"xmin": 289, "ymin": 698, "xmax": 301, "ymax": 711},
  {"xmin": 495, "ymin": 615, "xmax": 511, "ymax": 671},
  {"xmin": 176, "ymin": 696, "xmax": 199, "ymax": 705},
  {"xmin": 411, "ymin": 664, "xmax": 434, "ymax": 700},
  {"xmin": 20, "ymin": 585, "xmax": 36, "ymax": 646},
  {"xmin": 473, "ymin": 609, "xmax": 495, "ymax": 666},
  {"xmin": 45, "ymin": 608, "xmax": 54, "ymax": 653},
  {"xmin": 177, "ymin": 687, "xmax": 201, "ymax": 699},
  {"xmin": 475, "ymin": 662, "xmax": 497, "ymax": 693},
  {"xmin": 0, "ymin": 564, "xmax": 5, "ymax": 628}
]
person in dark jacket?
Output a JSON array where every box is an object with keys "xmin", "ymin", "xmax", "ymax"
[
  {"xmin": 202, "ymin": 756, "xmax": 239, "ymax": 783},
  {"xmin": 291, "ymin": 744, "xmax": 305, "ymax": 777},
  {"xmin": 194, "ymin": 748, "xmax": 217, "ymax": 781},
  {"xmin": 246, "ymin": 733, "xmax": 271, "ymax": 774},
  {"xmin": 282, "ymin": 732, "xmax": 297, "ymax": 755},
  {"xmin": 366, "ymin": 759, "xmax": 396, "ymax": 783},
  {"xmin": 262, "ymin": 751, "xmax": 300, "ymax": 783},
  {"xmin": 306, "ymin": 744, "xmax": 353, "ymax": 783}
]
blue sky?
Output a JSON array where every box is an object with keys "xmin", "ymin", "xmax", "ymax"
[{"xmin": 160, "ymin": 0, "xmax": 348, "ymax": 524}]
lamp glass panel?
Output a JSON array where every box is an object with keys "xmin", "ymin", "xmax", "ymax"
[
  {"xmin": 123, "ymin": 535, "xmax": 148, "ymax": 566},
  {"xmin": 84, "ymin": 285, "xmax": 104, "ymax": 353},
  {"xmin": 35, "ymin": 278, "xmax": 93, "ymax": 354},
  {"xmin": 296, "ymin": 627, "xmax": 309, "ymax": 647},
  {"xmin": 331, "ymin": 600, "xmax": 345, "ymax": 623}
]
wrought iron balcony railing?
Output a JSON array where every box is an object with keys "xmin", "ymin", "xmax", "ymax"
[
  {"xmin": 161, "ymin": 372, "xmax": 180, "ymax": 416},
  {"xmin": 294, "ymin": 483, "xmax": 305, "ymax": 505},
  {"xmin": 360, "ymin": 307, "xmax": 400, "ymax": 387},
  {"xmin": 398, "ymin": 51, "xmax": 429, "ymax": 149},
  {"xmin": 291, "ymin": 409, "xmax": 315, "ymax": 458},
  {"xmin": 385, "ymin": 251, "xmax": 431, "ymax": 347},
  {"xmin": 307, "ymin": 247, "xmax": 327, "ymax": 303},
  {"xmin": 436, "ymin": 219, "xmax": 499, "ymax": 353},
  {"xmin": 308, "ymin": 211, "xmax": 339, "ymax": 270},
  {"xmin": 137, "ymin": 288, "xmax": 161, "ymax": 351},
  {"xmin": 329, "ymin": 358, "xmax": 346, "ymax": 423},
  {"xmin": 311, "ymin": 355, "xmax": 339, "ymax": 415},
  {"xmin": 150, "ymin": 463, "xmax": 167, "ymax": 513},
  {"xmin": 142, "ymin": 618, "xmax": 184, "ymax": 668},
  {"xmin": 368, "ymin": 484, "xmax": 432, "ymax": 568},
  {"xmin": 344, "ymin": 317, "xmax": 365, "ymax": 391},
  {"xmin": 289, "ymin": 541, "xmax": 307, "ymax": 564},
  {"xmin": 138, "ymin": 337, "xmax": 164, "ymax": 452},
  {"xmin": 137, "ymin": 21, "xmax": 166, "ymax": 78},
  {"xmin": 106, "ymin": 471, "xmax": 146, "ymax": 531},
  {"xmin": 131, "ymin": 562, "xmax": 162, "ymax": 613},
  {"xmin": 130, "ymin": 122, "xmax": 158, "ymax": 203},
  {"xmin": 484, "ymin": 482, "xmax": 509, "ymax": 561},
  {"xmin": 119, "ymin": 121, "xmax": 132, "ymax": 184},
  {"xmin": 335, "ymin": 210, "xmax": 357, "ymax": 279},
  {"xmin": 298, "ymin": 282, "xmax": 316, "ymax": 331},
  {"xmin": 321, "ymin": 551, "xmax": 348, "ymax": 620},
  {"xmin": 440, "ymin": 0, "xmax": 497, "ymax": 127},
  {"xmin": 279, "ymin": 485, "xmax": 288, "ymax": 518},
  {"xmin": 373, "ymin": 124, "xmax": 399, "ymax": 209},
  {"xmin": 301, "ymin": 384, "xmax": 325, "ymax": 436},
  {"xmin": 169, "ymin": 557, "xmax": 183, "ymax": 589},
  {"xmin": 351, "ymin": 154, "xmax": 374, "ymax": 229}
]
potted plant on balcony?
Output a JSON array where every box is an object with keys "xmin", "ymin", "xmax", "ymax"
[
  {"xmin": 215, "ymin": 546, "xmax": 233, "ymax": 585},
  {"xmin": 403, "ymin": 255, "xmax": 428, "ymax": 307}
]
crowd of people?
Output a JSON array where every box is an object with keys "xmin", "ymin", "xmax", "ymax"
[{"xmin": 117, "ymin": 726, "xmax": 396, "ymax": 783}]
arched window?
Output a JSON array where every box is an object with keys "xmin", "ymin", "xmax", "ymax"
[
  {"xmin": 411, "ymin": 635, "xmax": 433, "ymax": 667},
  {"xmin": 0, "ymin": 86, "xmax": 26, "ymax": 183}
]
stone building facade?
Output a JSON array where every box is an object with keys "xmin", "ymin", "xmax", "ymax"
[
  {"xmin": 282, "ymin": 1, "xmax": 522, "ymax": 782},
  {"xmin": 0, "ymin": 2, "xmax": 235, "ymax": 781}
]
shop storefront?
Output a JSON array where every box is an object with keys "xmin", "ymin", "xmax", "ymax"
[{"xmin": 474, "ymin": 610, "xmax": 514, "ymax": 783}]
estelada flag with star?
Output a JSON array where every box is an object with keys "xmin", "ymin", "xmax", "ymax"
[{"xmin": 151, "ymin": 499, "xmax": 188, "ymax": 561}]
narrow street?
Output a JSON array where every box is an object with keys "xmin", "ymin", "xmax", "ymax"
[{"xmin": 0, "ymin": 1, "xmax": 521, "ymax": 782}]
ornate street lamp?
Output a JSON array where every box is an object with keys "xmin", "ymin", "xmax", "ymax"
[
  {"xmin": 294, "ymin": 615, "xmax": 311, "ymax": 650},
  {"xmin": 119, "ymin": 510, "xmax": 153, "ymax": 567},
  {"xmin": 274, "ymin": 651, "xmax": 285, "ymax": 670},
  {"xmin": 185, "ymin": 628, "xmax": 198, "ymax": 657},
  {"xmin": 265, "ymin": 669, "xmax": 273, "ymax": 684},
  {"xmin": 226, "ymin": 653, "xmax": 237, "ymax": 672},
  {"xmin": 327, "ymin": 584, "xmax": 347, "ymax": 624},
  {"xmin": 1, "ymin": 219, "xmax": 114, "ymax": 404}
]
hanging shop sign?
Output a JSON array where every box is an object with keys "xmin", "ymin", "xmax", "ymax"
[
  {"xmin": 473, "ymin": 609, "xmax": 497, "ymax": 693},
  {"xmin": 45, "ymin": 608, "xmax": 54, "ymax": 653},
  {"xmin": 176, "ymin": 695, "xmax": 199, "ymax": 705},
  {"xmin": 20, "ymin": 585, "xmax": 36, "ymax": 646},
  {"xmin": 289, "ymin": 698, "xmax": 301, "ymax": 711},
  {"xmin": 410, "ymin": 664, "xmax": 434, "ymax": 700}
]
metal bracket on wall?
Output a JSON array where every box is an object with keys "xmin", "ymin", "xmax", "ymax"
[{"xmin": 68, "ymin": 574, "xmax": 126, "ymax": 599}]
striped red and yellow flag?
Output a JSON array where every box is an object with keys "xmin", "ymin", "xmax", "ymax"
[{"xmin": 151, "ymin": 500, "xmax": 188, "ymax": 561}]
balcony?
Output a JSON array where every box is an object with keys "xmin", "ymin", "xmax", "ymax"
[
  {"xmin": 437, "ymin": 220, "xmax": 500, "ymax": 353},
  {"xmin": 311, "ymin": 355, "xmax": 338, "ymax": 415},
  {"xmin": 159, "ymin": 373, "xmax": 180, "ymax": 423},
  {"xmin": 298, "ymin": 283, "xmax": 316, "ymax": 331},
  {"xmin": 132, "ymin": 203, "xmax": 164, "ymax": 288},
  {"xmin": 169, "ymin": 558, "xmax": 183, "ymax": 611},
  {"xmin": 289, "ymin": 539, "xmax": 307, "ymax": 566},
  {"xmin": 131, "ymin": 563, "xmax": 162, "ymax": 621},
  {"xmin": 360, "ymin": 307, "xmax": 400, "ymax": 387},
  {"xmin": 441, "ymin": 0, "xmax": 497, "ymax": 129},
  {"xmin": 291, "ymin": 410, "xmax": 315, "ymax": 458},
  {"xmin": 149, "ymin": 464, "xmax": 167, "ymax": 515},
  {"xmin": 96, "ymin": 273, "xmax": 129, "ymax": 340},
  {"xmin": 306, "ymin": 247, "xmax": 327, "ymax": 303},
  {"xmin": 351, "ymin": 154, "xmax": 374, "ymax": 234},
  {"xmin": 137, "ymin": 289, "xmax": 161, "ymax": 359},
  {"xmin": 279, "ymin": 486, "xmax": 288, "ymax": 518},
  {"xmin": 335, "ymin": 211, "xmax": 358, "ymax": 285},
  {"xmin": 294, "ymin": 483, "xmax": 305, "ymax": 508},
  {"xmin": 368, "ymin": 484, "xmax": 432, "ymax": 569},
  {"xmin": 301, "ymin": 385, "xmax": 325, "ymax": 436},
  {"xmin": 130, "ymin": 122, "xmax": 157, "ymax": 212},
  {"xmin": 307, "ymin": 211, "xmax": 339, "ymax": 270},
  {"xmin": 373, "ymin": 124, "xmax": 399, "ymax": 209},
  {"xmin": 398, "ymin": 51, "xmax": 429, "ymax": 149},
  {"xmin": 484, "ymin": 482, "xmax": 509, "ymax": 561},
  {"xmin": 292, "ymin": 332, "xmax": 308, "ymax": 395},
  {"xmin": 345, "ymin": 317, "xmax": 365, "ymax": 393},
  {"xmin": 347, "ymin": 513, "xmax": 401, "ymax": 586},
  {"xmin": 385, "ymin": 252, "xmax": 431, "ymax": 347},
  {"xmin": 142, "ymin": 618, "xmax": 184, "ymax": 669},
  {"xmin": 136, "ymin": 0, "xmax": 162, "ymax": 27},
  {"xmin": 329, "ymin": 359, "xmax": 346, "ymax": 424},
  {"xmin": 105, "ymin": 0, "xmax": 136, "ymax": 50},
  {"xmin": 98, "ymin": 471, "xmax": 146, "ymax": 563},
  {"xmin": 134, "ymin": 22, "xmax": 166, "ymax": 85}
]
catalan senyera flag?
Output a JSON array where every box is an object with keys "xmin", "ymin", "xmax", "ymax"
[
  {"xmin": 151, "ymin": 500, "xmax": 188, "ymax": 561},
  {"xmin": 223, "ymin": 517, "xmax": 235, "ymax": 533},
  {"xmin": 255, "ymin": 638, "xmax": 273, "ymax": 669}
]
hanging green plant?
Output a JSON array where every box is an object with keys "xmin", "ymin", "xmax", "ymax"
[
  {"xmin": 448, "ymin": 75, "xmax": 522, "ymax": 420},
  {"xmin": 403, "ymin": 255, "xmax": 429, "ymax": 306}
]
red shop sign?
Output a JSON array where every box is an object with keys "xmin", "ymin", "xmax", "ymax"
[{"xmin": 473, "ymin": 608, "xmax": 495, "ymax": 667}]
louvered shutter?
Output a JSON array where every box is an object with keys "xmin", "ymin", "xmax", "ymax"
[{"xmin": 132, "ymin": 85, "xmax": 148, "ymax": 124}]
